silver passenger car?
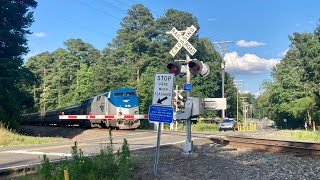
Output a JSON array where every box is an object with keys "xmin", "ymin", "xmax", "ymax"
[{"xmin": 218, "ymin": 119, "xmax": 237, "ymax": 131}]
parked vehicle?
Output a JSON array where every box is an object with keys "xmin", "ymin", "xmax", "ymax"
[{"xmin": 218, "ymin": 119, "xmax": 237, "ymax": 131}]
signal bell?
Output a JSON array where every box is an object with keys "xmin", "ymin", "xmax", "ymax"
[{"xmin": 188, "ymin": 60, "xmax": 210, "ymax": 77}]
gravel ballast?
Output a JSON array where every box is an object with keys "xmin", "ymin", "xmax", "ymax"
[{"xmin": 133, "ymin": 138, "xmax": 320, "ymax": 180}]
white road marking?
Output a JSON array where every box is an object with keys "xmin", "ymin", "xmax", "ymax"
[{"xmin": 6, "ymin": 150, "xmax": 72, "ymax": 157}]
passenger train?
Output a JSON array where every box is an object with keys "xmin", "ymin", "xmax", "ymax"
[{"xmin": 22, "ymin": 88, "xmax": 144, "ymax": 129}]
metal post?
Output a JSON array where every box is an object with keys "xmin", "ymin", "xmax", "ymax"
[
  {"xmin": 244, "ymin": 102, "xmax": 247, "ymax": 125},
  {"xmin": 234, "ymin": 80, "xmax": 242, "ymax": 122},
  {"xmin": 64, "ymin": 169, "xmax": 69, "ymax": 180},
  {"xmin": 154, "ymin": 122, "xmax": 162, "ymax": 176},
  {"xmin": 236, "ymin": 89, "xmax": 239, "ymax": 121},
  {"xmin": 183, "ymin": 54, "xmax": 192, "ymax": 154},
  {"xmin": 221, "ymin": 62, "xmax": 225, "ymax": 119}
]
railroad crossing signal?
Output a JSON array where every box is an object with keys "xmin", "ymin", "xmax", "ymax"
[
  {"xmin": 166, "ymin": 60, "xmax": 210, "ymax": 77},
  {"xmin": 188, "ymin": 60, "xmax": 210, "ymax": 77},
  {"xmin": 167, "ymin": 25, "xmax": 197, "ymax": 57},
  {"xmin": 167, "ymin": 61, "xmax": 182, "ymax": 76}
]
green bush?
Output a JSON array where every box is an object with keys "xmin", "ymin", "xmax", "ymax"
[
  {"xmin": 192, "ymin": 120, "xmax": 218, "ymax": 132},
  {"xmin": 37, "ymin": 129, "xmax": 135, "ymax": 180},
  {"xmin": 138, "ymin": 119, "xmax": 150, "ymax": 129},
  {"xmin": 163, "ymin": 120, "xmax": 218, "ymax": 132}
]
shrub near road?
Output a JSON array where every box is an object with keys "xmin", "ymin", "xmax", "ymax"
[
  {"xmin": 37, "ymin": 130, "xmax": 135, "ymax": 180},
  {"xmin": 165, "ymin": 120, "xmax": 219, "ymax": 132}
]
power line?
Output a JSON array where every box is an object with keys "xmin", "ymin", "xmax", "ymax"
[
  {"xmin": 76, "ymin": 0, "xmax": 122, "ymax": 20},
  {"xmin": 96, "ymin": 0, "xmax": 127, "ymax": 14},
  {"xmin": 30, "ymin": 8, "xmax": 116, "ymax": 44},
  {"xmin": 113, "ymin": 0, "xmax": 132, "ymax": 8}
]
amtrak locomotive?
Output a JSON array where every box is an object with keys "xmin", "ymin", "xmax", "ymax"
[{"xmin": 22, "ymin": 88, "xmax": 145, "ymax": 129}]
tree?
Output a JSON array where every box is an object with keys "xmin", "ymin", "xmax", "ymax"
[
  {"xmin": 25, "ymin": 39, "xmax": 101, "ymax": 110},
  {"xmin": 106, "ymin": 4, "xmax": 155, "ymax": 86},
  {"xmin": 257, "ymin": 23, "xmax": 320, "ymax": 128},
  {"xmin": 0, "ymin": 0, "xmax": 37, "ymax": 127}
]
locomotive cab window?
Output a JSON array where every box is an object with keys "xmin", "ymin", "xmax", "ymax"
[
  {"xmin": 114, "ymin": 92, "xmax": 124, "ymax": 96},
  {"xmin": 126, "ymin": 92, "xmax": 136, "ymax": 96}
]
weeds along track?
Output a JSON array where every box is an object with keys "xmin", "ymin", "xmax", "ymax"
[{"xmin": 210, "ymin": 136, "xmax": 320, "ymax": 156}]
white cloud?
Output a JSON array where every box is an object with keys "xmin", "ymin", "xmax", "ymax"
[
  {"xmin": 23, "ymin": 51, "xmax": 41, "ymax": 61},
  {"xmin": 240, "ymin": 90, "xmax": 251, "ymax": 94},
  {"xmin": 236, "ymin": 40, "xmax": 266, "ymax": 47},
  {"xmin": 224, "ymin": 52, "xmax": 280, "ymax": 74},
  {"xmin": 308, "ymin": 20, "xmax": 315, "ymax": 24},
  {"xmin": 280, "ymin": 48, "xmax": 289, "ymax": 57},
  {"xmin": 254, "ymin": 92, "xmax": 263, "ymax": 98},
  {"xmin": 208, "ymin": 17, "xmax": 216, "ymax": 22},
  {"xmin": 33, "ymin": 32, "xmax": 47, "ymax": 38}
]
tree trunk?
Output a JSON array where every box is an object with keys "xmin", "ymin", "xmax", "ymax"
[{"xmin": 307, "ymin": 110, "xmax": 312, "ymax": 124}]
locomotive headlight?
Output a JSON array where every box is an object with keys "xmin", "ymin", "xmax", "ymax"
[{"xmin": 134, "ymin": 108, "xmax": 138, "ymax": 114}]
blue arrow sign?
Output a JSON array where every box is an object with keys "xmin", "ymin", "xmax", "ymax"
[
  {"xmin": 183, "ymin": 83, "xmax": 192, "ymax": 91},
  {"xmin": 148, "ymin": 105, "xmax": 174, "ymax": 124}
]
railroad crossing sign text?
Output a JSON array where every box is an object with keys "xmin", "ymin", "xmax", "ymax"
[{"xmin": 169, "ymin": 25, "xmax": 197, "ymax": 57}]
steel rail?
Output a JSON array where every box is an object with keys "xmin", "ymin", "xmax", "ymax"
[{"xmin": 210, "ymin": 136, "xmax": 320, "ymax": 156}]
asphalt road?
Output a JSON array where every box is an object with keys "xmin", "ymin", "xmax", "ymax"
[{"xmin": 0, "ymin": 129, "xmax": 265, "ymax": 173}]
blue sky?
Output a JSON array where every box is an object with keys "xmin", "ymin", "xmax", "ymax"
[{"xmin": 27, "ymin": 0, "xmax": 320, "ymax": 96}]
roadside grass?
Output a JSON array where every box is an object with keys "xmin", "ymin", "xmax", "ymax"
[
  {"xmin": 21, "ymin": 128, "xmax": 136, "ymax": 180},
  {"xmin": 0, "ymin": 123, "xmax": 66, "ymax": 147},
  {"xmin": 258, "ymin": 130, "xmax": 320, "ymax": 142},
  {"xmin": 164, "ymin": 120, "xmax": 218, "ymax": 132}
]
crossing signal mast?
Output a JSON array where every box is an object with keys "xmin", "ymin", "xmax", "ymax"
[{"xmin": 166, "ymin": 25, "xmax": 210, "ymax": 155}]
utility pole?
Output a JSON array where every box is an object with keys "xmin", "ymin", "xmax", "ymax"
[
  {"xmin": 43, "ymin": 67, "xmax": 46, "ymax": 112},
  {"xmin": 234, "ymin": 80, "xmax": 243, "ymax": 122},
  {"xmin": 212, "ymin": 41, "xmax": 233, "ymax": 119},
  {"xmin": 244, "ymin": 102, "xmax": 247, "ymax": 125},
  {"xmin": 240, "ymin": 97, "xmax": 247, "ymax": 124}
]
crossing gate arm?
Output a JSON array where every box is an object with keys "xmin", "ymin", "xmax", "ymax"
[{"xmin": 59, "ymin": 114, "xmax": 149, "ymax": 120}]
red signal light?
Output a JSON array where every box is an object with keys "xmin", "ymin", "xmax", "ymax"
[
  {"xmin": 192, "ymin": 66, "xmax": 199, "ymax": 72},
  {"xmin": 188, "ymin": 61, "xmax": 200, "ymax": 73},
  {"xmin": 188, "ymin": 60, "xmax": 210, "ymax": 77},
  {"xmin": 170, "ymin": 66, "xmax": 178, "ymax": 73},
  {"xmin": 167, "ymin": 62, "xmax": 181, "ymax": 76}
]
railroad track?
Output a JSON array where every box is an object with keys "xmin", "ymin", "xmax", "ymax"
[{"xmin": 210, "ymin": 136, "xmax": 320, "ymax": 156}]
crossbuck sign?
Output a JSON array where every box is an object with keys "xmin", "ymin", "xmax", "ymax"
[{"xmin": 169, "ymin": 25, "xmax": 197, "ymax": 57}]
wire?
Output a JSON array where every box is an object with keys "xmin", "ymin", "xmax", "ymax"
[
  {"xmin": 96, "ymin": 0, "xmax": 127, "ymax": 14},
  {"xmin": 76, "ymin": 0, "xmax": 122, "ymax": 20}
]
